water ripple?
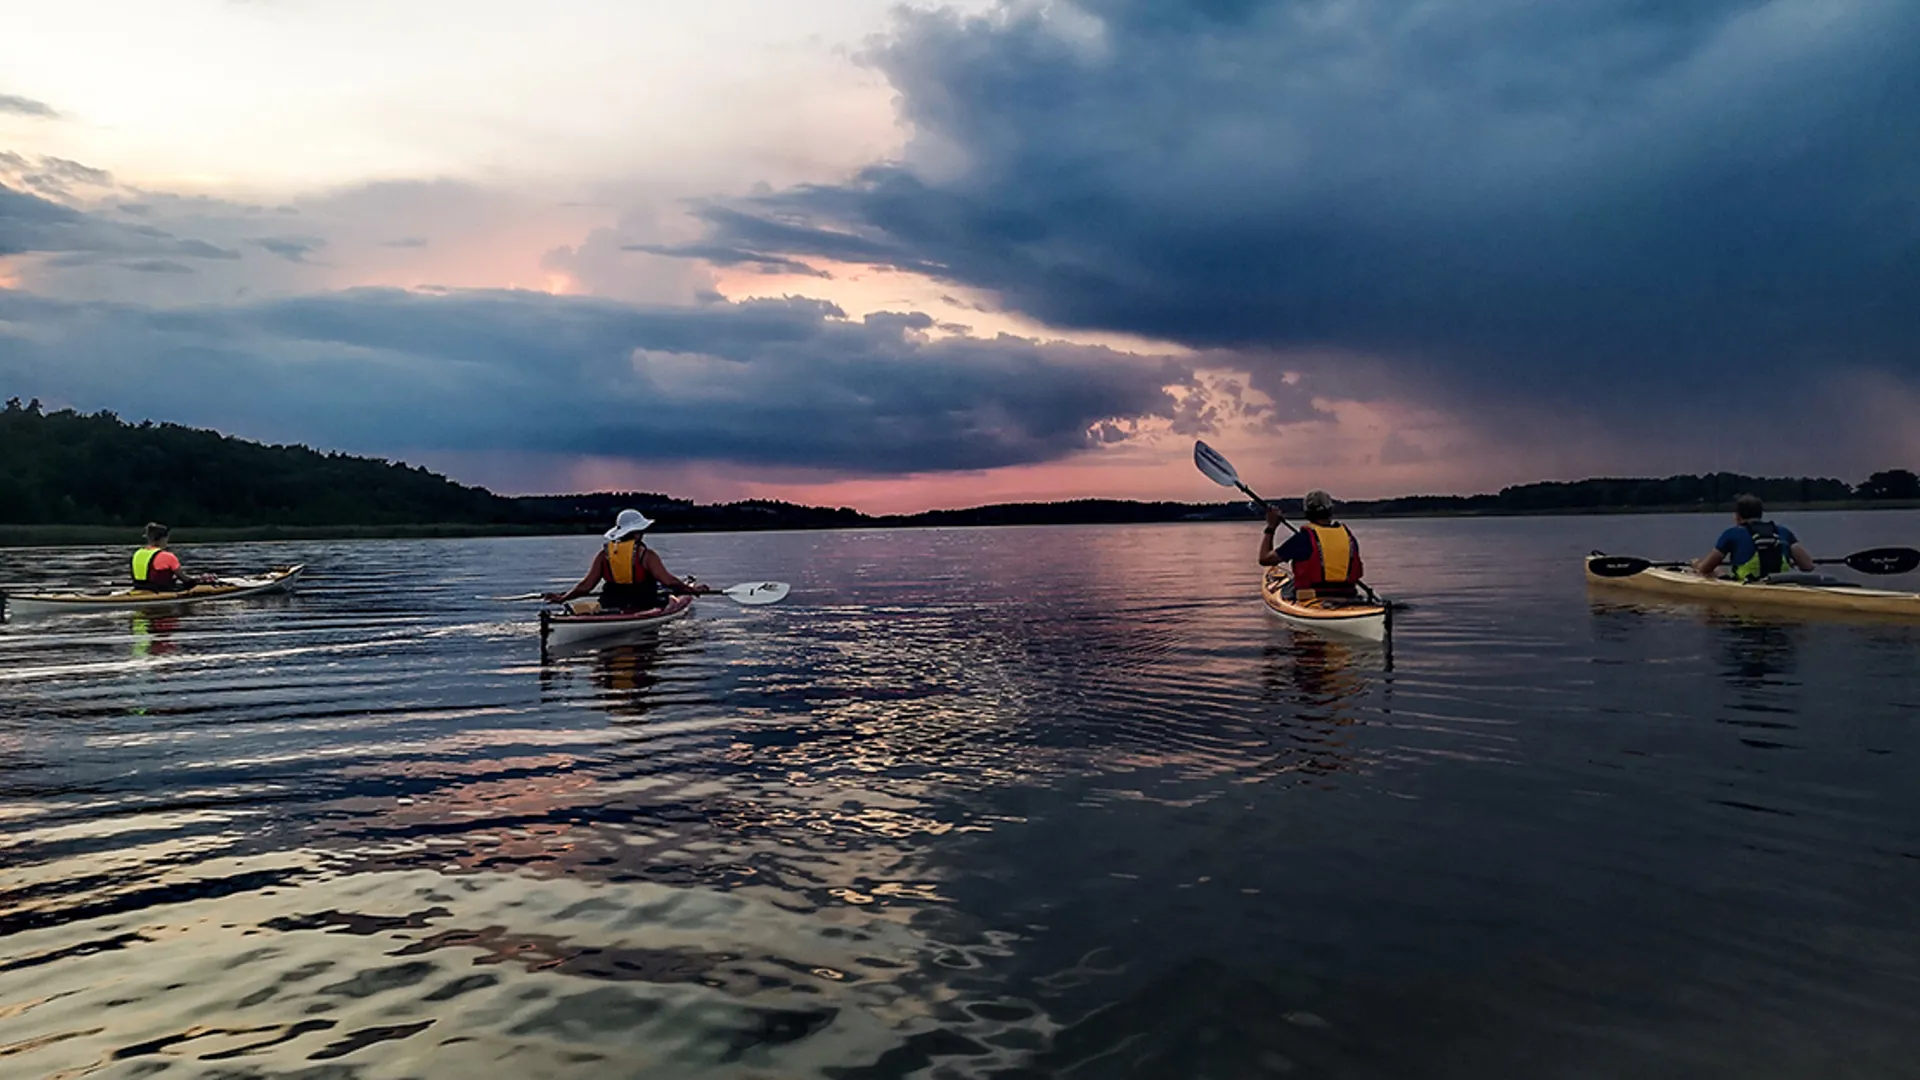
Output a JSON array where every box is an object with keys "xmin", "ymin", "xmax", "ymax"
[{"xmin": 4, "ymin": 517, "xmax": 1920, "ymax": 1076}]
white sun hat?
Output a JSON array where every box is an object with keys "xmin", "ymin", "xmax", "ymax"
[{"xmin": 604, "ymin": 508, "xmax": 655, "ymax": 541}]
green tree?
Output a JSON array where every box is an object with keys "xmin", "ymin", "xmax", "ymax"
[{"xmin": 1859, "ymin": 469, "xmax": 1920, "ymax": 500}]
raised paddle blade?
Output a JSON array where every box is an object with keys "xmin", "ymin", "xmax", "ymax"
[
  {"xmin": 1193, "ymin": 440, "xmax": 1244, "ymax": 489},
  {"xmin": 721, "ymin": 581, "xmax": 790, "ymax": 605},
  {"xmin": 1839, "ymin": 547, "xmax": 1920, "ymax": 575},
  {"xmin": 1586, "ymin": 555, "xmax": 1655, "ymax": 578}
]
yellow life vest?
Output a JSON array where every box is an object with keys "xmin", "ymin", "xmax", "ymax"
[
  {"xmin": 132, "ymin": 546, "xmax": 162, "ymax": 585},
  {"xmin": 1294, "ymin": 522, "xmax": 1360, "ymax": 600},
  {"xmin": 605, "ymin": 539, "xmax": 648, "ymax": 585}
]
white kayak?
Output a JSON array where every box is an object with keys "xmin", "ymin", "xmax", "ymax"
[
  {"xmin": 539, "ymin": 594, "xmax": 695, "ymax": 650},
  {"xmin": 1262, "ymin": 565, "xmax": 1390, "ymax": 641},
  {"xmin": 2, "ymin": 565, "xmax": 306, "ymax": 617}
]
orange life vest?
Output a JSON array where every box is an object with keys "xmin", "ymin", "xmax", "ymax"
[{"xmin": 1292, "ymin": 522, "xmax": 1362, "ymax": 598}]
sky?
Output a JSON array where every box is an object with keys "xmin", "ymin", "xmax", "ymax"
[{"xmin": 3, "ymin": 0, "xmax": 1916, "ymax": 513}]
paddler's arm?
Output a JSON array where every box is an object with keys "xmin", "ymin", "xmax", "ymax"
[
  {"xmin": 1788, "ymin": 542, "xmax": 1814, "ymax": 572},
  {"xmin": 545, "ymin": 549, "xmax": 609, "ymax": 604},
  {"xmin": 1257, "ymin": 506, "xmax": 1285, "ymax": 566},
  {"xmin": 1692, "ymin": 549, "xmax": 1726, "ymax": 577},
  {"xmin": 643, "ymin": 549, "xmax": 714, "ymax": 595}
]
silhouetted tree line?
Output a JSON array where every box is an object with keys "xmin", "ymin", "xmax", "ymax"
[
  {"xmin": 0, "ymin": 399, "xmax": 505, "ymax": 526},
  {"xmin": 514, "ymin": 491, "xmax": 869, "ymax": 532},
  {"xmin": 2, "ymin": 401, "xmax": 1914, "ymax": 531}
]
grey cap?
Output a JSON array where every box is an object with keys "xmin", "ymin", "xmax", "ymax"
[{"xmin": 1303, "ymin": 489, "xmax": 1335, "ymax": 513}]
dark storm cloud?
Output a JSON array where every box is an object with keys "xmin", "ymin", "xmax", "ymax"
[
  {"xmin": 685, "ymin": 0, "xmax": 1920, "ymax": 409},
  {"xmin": 1, "ymin": 183, "xmax": 242, "ymax": 260},
  {"xmin": 254, "ymin": 235, "xmax": 326, "ymax": 262},
  {"xmin": 0, "ymin": 288, "xmax": 1191, "ymax": 474},
  {"xmin": 41, "ymin": 253, "xmax": 199, "ymax": 274},
  {"xmin": 0, "ymin": 93, "xmax": 59, "ymax": 119},
  {"xmin": 122, "ymin": 259, "xmax": 198, "ymax": 275},
  {"xmin": 621, "ymin": 241, "xmax": 831, "ymax": 277}
]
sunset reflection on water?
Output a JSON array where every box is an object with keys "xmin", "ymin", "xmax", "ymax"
[{"xmin": 3, "ymin": 515, "xmax": 1919, "ymax": 1076}]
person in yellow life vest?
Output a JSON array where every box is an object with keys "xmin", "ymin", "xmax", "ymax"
[
  {"xmin": 543, "ymin": 509, "xmax": 714, "ymax": 611},
  {"xmin": 132, "ymin": 522, "xmax": 215, "ymax": 593},
  {"xmin": 1257, "ymin": 490, "xmax": 1365, "ymax": 601}
]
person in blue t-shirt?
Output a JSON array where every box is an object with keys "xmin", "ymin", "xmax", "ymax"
[{"xmin": 1692, "ymin": 494, "xmax": 1814, "ymax": 582}]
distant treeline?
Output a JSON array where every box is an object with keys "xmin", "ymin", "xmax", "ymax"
[
  {"xmin": 1349, "ymin": 471, "xmax": 1920, "ymax": 518},
  {"xmin": 1, "ymin": 399, "xmax": 503, "ymax": 527},
  {"xmin": 3, "ymin": 400, "xmax": 1916, "ymax": 537}
]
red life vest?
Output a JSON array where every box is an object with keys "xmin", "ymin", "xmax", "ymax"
[{"xmin": 1292, "ymin": 522, "xmax": 1362, "ymax": 597}]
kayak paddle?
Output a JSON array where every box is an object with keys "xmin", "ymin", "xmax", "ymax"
[
  {"xmin": 484, "ymin": 581, "xmax": 793, "ymax": 605},
  {"xmin": 1588, "ymin": 547, "xmax": 1920, "ymax": 579},
  {"xmin": 1193, "ymin": 440, "xmax": 1296, "ymax": 534},
  {"xmin": 706, "ymin": 581, "xmax": 791, "ymax": 605},
  {"xmin": 1828, "ymin": 547, "xmax": 1920, "ymax": 574}
]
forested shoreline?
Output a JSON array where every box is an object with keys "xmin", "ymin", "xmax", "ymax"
[{"xmin": 3, "ymin": 400, "xmax": 1916, "ymax": 546}]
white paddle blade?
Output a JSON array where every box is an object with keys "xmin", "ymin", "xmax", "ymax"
[
  {"xmin": 722, "ymin": 581, "xmax": 791, "ymax": 605},
  {"xmin": 1193, "ymin": 440, "xmax": 1241, "ymax": 489}
]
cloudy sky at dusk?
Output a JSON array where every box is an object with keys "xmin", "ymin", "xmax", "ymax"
[{"xmin": 4, "ymin": 0, "xmax": 1916, "ymax": 512}]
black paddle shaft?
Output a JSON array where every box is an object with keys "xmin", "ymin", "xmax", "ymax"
[{"xmin": 1590, "ymin": 547, "xmax": 1920, "ymax": 579}]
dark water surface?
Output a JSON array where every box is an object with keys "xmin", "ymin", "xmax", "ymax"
[{"xmin": 3, "ymin": 513, "xmax": 1919, "ymax": 1078}]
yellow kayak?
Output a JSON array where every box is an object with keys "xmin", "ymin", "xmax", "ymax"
[
  {"xmin": 2, "ymin": 566, "xmax": 305, "ymax": 617},
  {"xmin": 1263, "ymin": 565, "xmax": 1389, "ymax": 641},
  {"xmin": 1583, "ymin": 555, "xmax": 1920, "ymax": 618}
]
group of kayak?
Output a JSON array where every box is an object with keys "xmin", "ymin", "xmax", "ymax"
[
  {"xmin": 4, "ymin": 447, "xmax": 1917, "ymax": 647},
  {"xmin": 0, "ymin": 510, "xmax": 788, "ymax": 651},
  {"xmin": 1194, "ymin": 442, "xmax": 1920, "ymax": 641}
]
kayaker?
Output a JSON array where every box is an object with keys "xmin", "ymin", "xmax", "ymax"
[
  {"xmin": 544, "ymin": 509, "xmax": 714, "ymax": 610},
  {"xmin": 1692, "ymin": 494, "xmax": 1815, "ymax": 582},
  {"xmin": 1258, "ymin": 490, "xmax": 1365, "ymax": 600},
  {"xmin": 132, "ymin": 523, "xmax": 214, "ymax": 593}
]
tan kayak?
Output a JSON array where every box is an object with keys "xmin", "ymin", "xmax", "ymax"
[
  {"xmin": 1583, "ymin": 555, "xmax": 1920, "ymax": 618},
  {"xmin": 2, "ymin": 565, "xmax": 305, "ymax": 617},
  {"xmin": 1263, "ymin": 565, "xmax": 1389, "ymax": 641}
]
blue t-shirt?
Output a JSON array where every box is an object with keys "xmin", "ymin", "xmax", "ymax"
[
  {"xmin": 1716, "ymin": 523, "xmax": 1797, "ymax": 569},
  {"xmin": 1274, "ymin": 529, "xmax": 1315, "ymax": 563}
]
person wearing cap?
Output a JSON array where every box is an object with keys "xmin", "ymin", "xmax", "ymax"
[
  {"xmin": 543, "ymin": 509, "xmax": 714, "ymax": 610},
  {"xmin": 132, "ymin": 522, "xmax": 215, "ymax": 593},
  {"xmin": 1257, "ymin": 490, "xmax": 1365, "ymax": 601}
]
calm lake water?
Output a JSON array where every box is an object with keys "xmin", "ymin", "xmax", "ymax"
[{"xmin": 3, "ymin": 513, "xmax": 1919, "ymax": 1079}]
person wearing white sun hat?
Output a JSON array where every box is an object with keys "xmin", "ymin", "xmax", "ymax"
[{"xmin": 543, "ymin": 508, "xmax": 714, "ymax": 610}]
